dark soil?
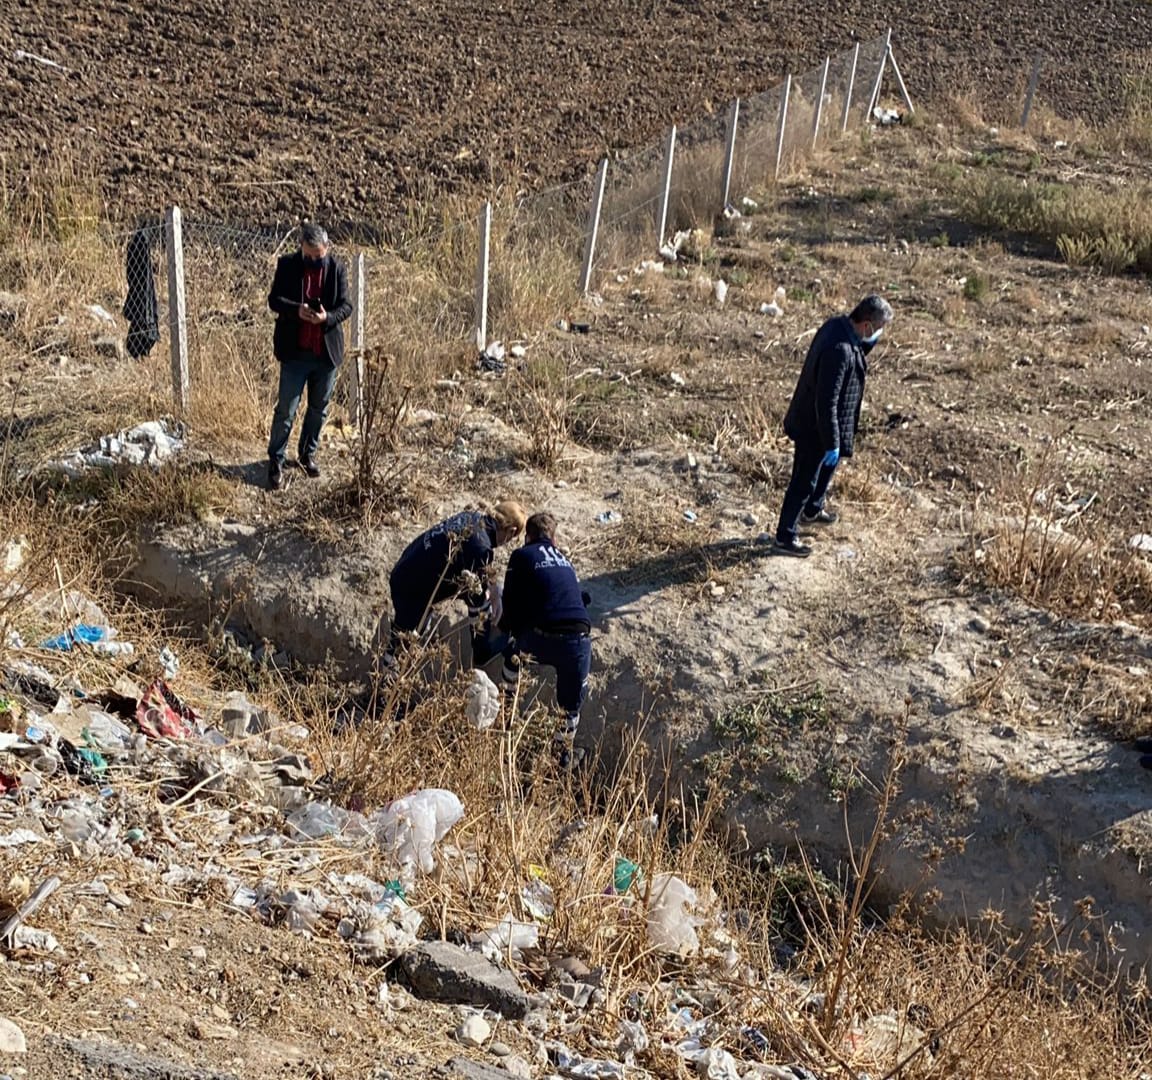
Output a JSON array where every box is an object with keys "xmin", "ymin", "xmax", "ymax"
[{"xmin": 1, "ymin": 0, "xmax": 1149, "ymax": 227}]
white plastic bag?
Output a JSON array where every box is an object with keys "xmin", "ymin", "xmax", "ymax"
[
  {"xmin": 646, "ymin": 872, "xmax": 701, "ymax": 956},
  {"xmin": 464, "ymin": 669, "xmax": 500, "ymax": 730},
  {"xmin": 472, "ymin": 914, "xmax": 540, "ymax": 962},
  {"xmin": 376, "ymin": 788, "xmax": 464, "ymax": 875}
]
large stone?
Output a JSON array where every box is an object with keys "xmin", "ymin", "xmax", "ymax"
[
  {"xmin": 0, "ymin": 1018, "xmax": 26, "ymax": 1054},
  {"xmin": 45, "ymin": 1036, "xmax": 240, "ymax": 1078},
  {"xmin": 450, "ymin": 1059, "xmax": 516, "ymax": 1080},
  {"xmin": 402, "ymin": 941, "xmax": 529, "ymax": 1018}
]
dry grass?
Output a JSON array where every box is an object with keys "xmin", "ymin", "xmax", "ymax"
[{"xmin": 959, "ymin": 442, "xmax": 1152, "ymax": 627}]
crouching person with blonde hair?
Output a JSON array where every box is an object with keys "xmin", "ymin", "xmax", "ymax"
[
  {"xmin": 387, "ymin": 501, "xmax": 527, "ymax": 663},
  {"xmin": 498, "ymin": 512, "xmax": 592, "ymax": 769}
]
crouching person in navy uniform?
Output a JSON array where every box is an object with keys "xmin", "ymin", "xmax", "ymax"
[
  {"xmin": 498, "ymin": 513, "xmax": 592, "ymax": 769},
  {"xmin": 388, "ymin": 501, "xmax": 527, "ymax": 661}
]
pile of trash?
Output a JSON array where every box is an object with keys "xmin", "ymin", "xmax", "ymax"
[{"xmin": 43, "ymin": 419, "xmax": 185, "ymax": 478}]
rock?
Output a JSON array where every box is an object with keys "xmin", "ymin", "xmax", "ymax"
[
  {"xmin": 401, "ymin": 941, "xmax": 529, "ymax": 1018},
  {"xmin": 489, "ymin": 1041, "xmax": 513, "ymax": 1058},
  {"xmin": 46, "ymin": 1037, "xmax": 240, "ymax": 1079},
  {"xmin": 190, "ymin": 1019, "xmax": 238, "ymax": 1041},
  {"xmin": 450, "ymin": 1059, "xmax": 515, "ymax": 1080},
  {"xmin": 741, "ymin": 512, "xmax": 759, "ymax": 528},
  {"xmin": 189, "ymin": 945, "xmax": 208, "ymax": 961},
  {"xmin": 549, "ymin": 955, "xmax": 592, "ymax": 980},
  {"xmin": 0, "ymin": 1018, "xmax": 26, "ymax": 1054},
  {"xmin": 91, "ymin": 333, "xmax": 126, "ymax": 360},
  {"xmin": 556, "ymin": 978, "xmax": 595, "ymax": 1008},
  {"xmin": 968, "ymin": 615, "xmax": 991, "ymax": 634},
  {"xmin": 456, "ymin": 1014, "xmax": 492, "ymax": 1048},
  {"xmin": 503, "ymin": 1055, "xmax": 533, "ymax": 1079}
]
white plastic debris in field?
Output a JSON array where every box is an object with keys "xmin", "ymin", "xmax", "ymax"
[{"xmin": 46, "ymin": 420, "xmax": 185, "ymax": 476}]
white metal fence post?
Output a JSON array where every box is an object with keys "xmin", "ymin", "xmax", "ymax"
[
  {"xmin": 657, "ymin": 125, "xmax": 677, "ymax": 248},
  {"xmin": 774, "ymin": 74, "xmax": 792, "ymax": 180},
  {"xmin": 579, "ymin": 158, "xmax": 609, "ymax": 294},
  {"xmin": 349, "ymin": 251, "xmax": 366, "ymax": 425},
  {"xmin": 474, "ymin": 201, "xmax": 491, "ymax": 353},
  {"xmin": 888, "ymin": 46, "xmax": 915, "ymax": 113},
  {"xmin": 813, "ymin": 57, "xmax": 830, "ymax": 148},
  {"xmin": 842, "ymin": 42, "xmax": 860, "ymax": 133},
  {"xmin": 164, "ymin": 206, "xmax": 189, "ymax": 412},
  {"xmin": 721, "ymin": 98, "xmax": 741, "ymax": 210},
  {"xmin": 867, "ymin": 28, "xmax": 892, "ymax": 118},
  {"xmin": 1021, "ymin": 53, "xmax": 1044, "ymax": 130}
]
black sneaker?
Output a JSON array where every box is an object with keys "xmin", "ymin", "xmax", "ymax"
[
  {"xmin": 1134, "ymin": 736, "xmax": 1152, "ymax": 754},
  {"xmin": 801, "ymin": 508, "xmax": 839, "ymax": 526},
  {"xmin": 771, "ymin": 538, "xmax": 812, "ymax": 558},
  {"xmin": 267, "ymin": 461, "xmax": 283, "ymax": 491},
  {"xmin": 299, "ymin": 454, "xmax": 321, "ymax": 478}
]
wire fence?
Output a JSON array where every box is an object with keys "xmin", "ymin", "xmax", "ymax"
[{"xmin": 111, "ymin": 32, "xmax": 896, "ymax": 419}]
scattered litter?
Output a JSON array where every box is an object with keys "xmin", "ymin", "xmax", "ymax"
[
  {"xmin": 0, "ymin": 1017, "xmax": 26, "ymax": 1055},
  {"xmin": 13, "ymin": 49, "xmax": 69, "ymax": 73},
  {"xmin": 0, "ymin": 830, "xmax": 40, "ymax": 848},
  {"xmin": 712, "ymin": 279, "xmax": 728, "ymax": 307},
  {"xmin": 10, "ymin": 926, "xmax": 59, "ymax": 952},
  {"xmin": 634, "ymin": 260, "xmax": 664, "ymax": 275},
  {"xmin": 464, "ymin": 670, "xmax": 500, "ymax": 731},
  {"xmin": 613, "ymin": 857, "xmax": 641, "ymax": 894},
  {"xmin": 521, "ymin": 874, "xmax": 556, "ymax": 921},
  {"xmin": 509, "ymin": 344, "xmax": 527, "ymax": 359},
  {"xmin": 478, "ymin": 341, "xmax": 507, "ymax": 374},
  {"xmin": 46, "ymin": 420, "xmax": 185, "ymax": 477},
  {"xmin": 472, "ymin": 914, "xmax": 539, "ymax": 962},
  {"xmin": 693, "ymin": 1046, "xmax": 741, "ymax": 1080},
  {"xmin": 647, "ymin": 872, "xmax": 702, "ymax": 956},
  {"xmin": 760, "ymin": 301, "xmax": 783, "ymax": 318},
  {"xmin": 85, "ymin": 304, "xmax": 117, "ymax": 325},
  {"xmin": 376, "ymin": 788, "xmax": 464, "ymax": 877},
  {"xmin": 2, "ymin": 538, "xmax": 26, "ymax": 575},
  {"xmin": 136, "ymin": 679, "xmax": 197, "ymax": 740},
  {"xmin": 683, "ymin": 510, "xmax": 698, "ymax": 523},
  {"xmin": 741, "ymin": 197, "xmax": 759, "ymax": 211},
  {"xmin": 595, "ymin": 510, "xmax": 622, "ymax": 526},
  {"xmin": 873, "ymin": 106, "xmax": 902, "ymax": 126},
  {"xmin": 1129, "ymin": 534, "xmax": 1152, "ymax": 553},
  {"xmin": 670, "ymin": 371, "xmax": 686, "ymax": 386}
]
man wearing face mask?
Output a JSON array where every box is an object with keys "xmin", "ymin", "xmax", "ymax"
[
  {"xmin": 265, "ymin": 223, "xmax": 353, "ymax": 491},
  {"xmin": 771, "ymin": 294, "xmax": 893, "ymax": 557}
]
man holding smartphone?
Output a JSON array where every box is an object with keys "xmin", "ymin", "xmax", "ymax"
[{"xmin": 266, "ymin": 223, "xmax": 353, "ymax": 491}]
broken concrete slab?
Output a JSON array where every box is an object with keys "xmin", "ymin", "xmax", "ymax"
[
  {"xmin": 402, "ymin": 940, "xmax": 529, "ymax": 1018},
  {"xmin": 44, "ymin": 1036, "xmax": 241, "ymax": 1079}
]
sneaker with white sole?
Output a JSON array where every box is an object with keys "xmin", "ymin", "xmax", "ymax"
[
  {"xmin": 801, "ymin": 508, "xmax": 839, "ymax": 526},
  {"xmin": 771, "ymin": 537, "xmax": 813, "ymax": 558}
]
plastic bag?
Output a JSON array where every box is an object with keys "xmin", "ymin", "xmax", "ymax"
[
  {"xmin": 646, "ymin": 872, "xmax": 701, "ymax": 956},
  {"xmin": 375, "ymin": 788, "xmax": 463, "ymax": 875},
  {"xmin": 464, "ymin": 669, "xmax": 500, "ymax": 730},
  {"xmin": 472, "ymin": 914, "xmax": 539, "ymax": 961},
  {"xmin": 286, "ymin": 801, "xmax": 368, "ymax": 841}
]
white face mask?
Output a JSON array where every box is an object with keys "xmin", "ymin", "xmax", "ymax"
[{"xmin": 863, "ymin": 325, "xmax": 885, "ymax": 345}]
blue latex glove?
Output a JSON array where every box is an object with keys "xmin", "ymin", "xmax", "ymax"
[{"xmin": 822, "ymin": 448, "xmax": 840, "ymax": 468}]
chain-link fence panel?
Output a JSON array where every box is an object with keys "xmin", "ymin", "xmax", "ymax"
[
  {"xmin": 594, "ymin": 138, "xmax": 670, "ymax": 278},
  {"xmin": 665, "ymin": 109, "xmax": 730, "ymax": 236}
]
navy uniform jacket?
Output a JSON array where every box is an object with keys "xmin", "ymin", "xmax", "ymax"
[
  {"xmin": 782, "ymin": 314, "xmax": 871, "ymax": 457},
  {"xmin": 390, "ymin": 511, "xmax": 497, "ymax": 613},
  {"xmin": 499, "ymin": 539, "xmax": 590, "ymax": 636}
]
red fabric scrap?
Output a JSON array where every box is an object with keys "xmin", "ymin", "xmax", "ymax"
[{"xmin": 135, "ymin": 679, "xmax": 199, "ymax": 740}]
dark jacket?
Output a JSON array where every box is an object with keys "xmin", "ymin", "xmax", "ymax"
[
  {"xmin": 782, "ymin": 314, "xmax": 870, "ymax": 457},
  {"xmin": 390, "ymin": 511, "xmax": 498, "ymax": 614},
  {"xmin": 500, "ymin": 539, "xmax": 590, "ymax": 637},
  {"xmin": 268, "ymin": 252, "xmax": 353, "ymax": 368},
  {"xmin": 123, "ymin": 227, "xmax": 159, "ymax": 360}
]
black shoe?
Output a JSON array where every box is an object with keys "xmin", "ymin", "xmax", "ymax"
[
  {"xmin": 267, "ymin": 461, "xmax": 283, "ymax": 491},
  {"xmin": 1134, "ymin": 736, "xmax": 1152, "ymax": 754},
  {"xmin": 771, "ymin": 538, "xmax": 812, "ymax": 558},
  {"xmin": 299, "ymin": 454, "xmax": 321, "ymax": 479},
  {"xmin": 1140, "ymin": 755, "xmax": 1152, "ymax": 771},
  {"xmin": 801, "ymin": 508, "xmax": 839, "ymax": 526}
]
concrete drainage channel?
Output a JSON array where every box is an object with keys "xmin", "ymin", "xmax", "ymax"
[{"xmin": 121, "ymin": 518, "xmax": 1152, "ymax": 978}]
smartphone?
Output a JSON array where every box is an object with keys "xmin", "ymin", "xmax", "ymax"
[{"xmin": 306, "ymin": 298, "xmax": 322, "ymax": 312}]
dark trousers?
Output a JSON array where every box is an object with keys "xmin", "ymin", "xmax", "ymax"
[
  {"xmin": 503, "ymin": 630, "xmax": 592, "ymax": 734},
  {"xmin": 268, "ymin": 353, "xmax": 337, "ymax": 465},
  {"xmin": 388, "ymin": 579, "xmax": 501, "ymax": 665},
  {"xmin": 775, "ymin": 436, "xmax": 838, "ymax": 544}
]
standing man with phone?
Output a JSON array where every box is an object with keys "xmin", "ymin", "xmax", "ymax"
[{"xmin": 266, "ymin": 223, "xmax": 353, "ymax": 491}]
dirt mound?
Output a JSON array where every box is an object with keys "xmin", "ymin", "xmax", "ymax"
[{"xmin": 1, "ymin": 0, "xmax": 1148, "ymax": 226}]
